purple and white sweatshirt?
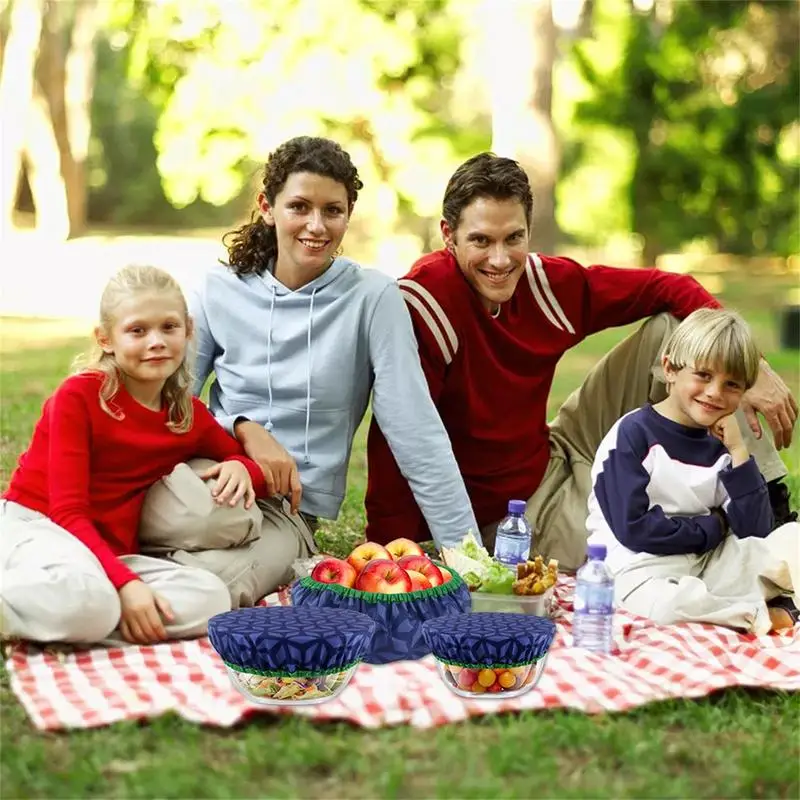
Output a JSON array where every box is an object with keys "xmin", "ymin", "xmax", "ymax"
[{"xmin": 586, "ymin": 404, "xmax": 774, "ymax": 574}]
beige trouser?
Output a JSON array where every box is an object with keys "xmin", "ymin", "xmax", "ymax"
[
  {"xmin": 0, "ymin": 499, "xmax": 231, "ymax": 644},
  {"xmin": 138, "ymin": 459, "xmax": 317, "ymax": 608},
  {"xmin": 614, "ymin": 522, "xmax": 799, "ymax": 635},
  {"xmin": 481, "ymin": 313, "xmax": 787, "ymax": 571}
]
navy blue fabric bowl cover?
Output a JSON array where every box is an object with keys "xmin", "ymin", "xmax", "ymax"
[
  {"xmin": 291, "ymin": 567, "xmax": 471, "ymax": 665},
  {"xmin": 421, "ymin": 612, "xmax": 556, "ymax": 667},
  {"xmin": 207, "ymin": 606, "xmax": 376, "ymax": 674}
]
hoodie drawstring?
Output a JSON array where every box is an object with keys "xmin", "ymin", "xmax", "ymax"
[
  {"xmin": 265, "ymin": 285, "xmax": 276, "ymax": 431},
  {"xmin": 304, "ymin": 288, "xmax": 317, "ymax": 464}
]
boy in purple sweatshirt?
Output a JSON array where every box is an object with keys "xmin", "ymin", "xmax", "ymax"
[{"xmin": 586, "ymin": 308, "xmax": 798, "ymax": 634}]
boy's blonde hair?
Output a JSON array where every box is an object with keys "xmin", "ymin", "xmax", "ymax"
[
  {"xmin": 75, "ymin": 265, "xmax": 195, "ymax": 433},
  {"xmin": 662, "ymin": 307, "xmax": 760, "ymax": 389}
]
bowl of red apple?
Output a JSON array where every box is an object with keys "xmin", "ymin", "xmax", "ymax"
[{"xmin": 290, "ymin": 538, "xmax": 471, "ymax": 665}]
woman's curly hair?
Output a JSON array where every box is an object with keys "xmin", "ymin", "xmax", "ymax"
[{"xmin": 222, "ymin": 136, "xmax": 363, "ymax": 277}]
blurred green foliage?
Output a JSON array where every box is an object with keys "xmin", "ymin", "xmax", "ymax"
[
  {"xmin": 79, "ymin": 0, "xmax": 798, "ymax": 259},
  {"xmin": 563, "ymin": 0, "xmax": 799, "ymax": 260}
]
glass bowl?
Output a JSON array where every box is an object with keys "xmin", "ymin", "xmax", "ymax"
[
  {"xmin": 434, "ymin": 656, "xmax": 548, "ymax": 699},
  {"xmin": 225, "ymin": 664, "xmax": 358, "ymax": 706}
]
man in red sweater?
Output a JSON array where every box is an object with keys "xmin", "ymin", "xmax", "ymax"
[{"xmin": 365, "ymin": 154, "xmax": 797, "ymax": 570}]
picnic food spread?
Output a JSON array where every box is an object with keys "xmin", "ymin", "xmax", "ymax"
[
  {"xmin": 422, "ymin": 611, "xmax": 557, "ymax": 699},
  {"xmin": 207, "ymin": 606, "xmax": 376, "ymax": 706},
  {"xmin": 213, "ymin": 535, "xmax": 556, "ymax": 698}
]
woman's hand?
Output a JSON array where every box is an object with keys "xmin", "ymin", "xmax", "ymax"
[
  {"xmin": 200, "ymin": 460, "xmax": 256, "ymax": 509},
  {"xmin": 118, "ymin": 580, "xmax": 174, "ymax": 644},
  {"xmin": 234, "ymin": 421, "xmax": 303, "ymax": 514}
]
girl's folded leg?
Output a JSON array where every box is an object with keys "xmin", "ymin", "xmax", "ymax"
[
  {"xmin": 0, "ymin": 501, "xmax": 120, "ymax": 643},
  {"xmin": 110, "ymin": 555, "xmax": 231, "ymax": 642}
]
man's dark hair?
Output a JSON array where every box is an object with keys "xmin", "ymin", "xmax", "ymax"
[{"xmin": 442, "ymin": 152, "xmax": 533, "ymax": 235}]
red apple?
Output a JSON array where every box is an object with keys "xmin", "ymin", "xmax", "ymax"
[
  {"xmin": 406, "ymin": 569, "xmax": 433, "ymax": 592},
  {"xmin": 439, "ymin": 567, "xmax": 453, "ymax": 584},
  {"xmin": 311, "ymin": 557, "xmax": 357, "ymax": 588},
  {"xmin": 347, "ymin": 542, "xmax": 392, "ymax": 574},
  {"xmin": 396, "ymin": 555, "xmax": 444, "ymax": 587},
  {"xmin": 384, "ymin": 537, "xmax": 425, "ymax": 561},
  {"xmin": 354, "ymin": 559, "xmax": 413, "ymax": 594}
]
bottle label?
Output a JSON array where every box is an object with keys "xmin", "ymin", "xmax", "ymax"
[
  {"xmin": 493, "ymin": 534, "xmax": 531, "ymax": 566},
  {"xmin": 574, "ymin": 584, "xmax": 614, "ymax": 615}
]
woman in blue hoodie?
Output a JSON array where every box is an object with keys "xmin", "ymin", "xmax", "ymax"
[{"xmin": 140, "ymin": 136, "xmax": 478, "ymax": 606}]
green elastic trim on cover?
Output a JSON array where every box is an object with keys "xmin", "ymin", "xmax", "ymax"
[
  {"xmin": 298, "ymin": 563, "xmax": 464, "ymax": 604},
  {"xmin": 223, "ymin": 658, "xmax": 361, "ymax": 678},
  {"xmin": 436, "ymin": 655, "xmax": 543, "ymax": 670}
]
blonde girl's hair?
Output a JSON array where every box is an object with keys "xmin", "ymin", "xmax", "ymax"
[
  {"xmin": 662, "ymin": 307, "xmax": 761, "ymax": 389},
  {"xmin": 74, "ymin": 265, "xmax": 195, "ymax": 433}
]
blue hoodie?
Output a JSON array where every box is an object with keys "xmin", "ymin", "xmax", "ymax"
[{"xmin": 189, "ymin": 258, "xmax": 478, "ymax": 548}]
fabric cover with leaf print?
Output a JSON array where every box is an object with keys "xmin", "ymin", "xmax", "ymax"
[
  {"xmin": 422, "ymin": 612, "xmax": 556, "ymax": 667},
  {"xmin": 208, "ymin": 606, "xmax": 376, "ymax": 673}
]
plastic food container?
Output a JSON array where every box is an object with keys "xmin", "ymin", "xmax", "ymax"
[
  {"xmin": 469, "ymin": 586, "xmax": 554, "ymax": 617},
  {"xmin": 208, "ymin": 606, "xmax": 376, "ymax": 706},
  {"xmin": 422, "ymin": 612, "xmax": 556, "ymax": 699}
]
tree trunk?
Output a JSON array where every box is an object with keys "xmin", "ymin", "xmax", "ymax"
[
  {"xmin": 32, "ymin": 0, "xmax": 99, "ymax": 239},
  {"xmin": 484, "ymin": 0, "xmax": 559, "ymax": 254},
  {"xmin": 0, "ymin": 0, "xmax": 45, "ymax": 237},
  {"xmin": 62, "ymin": 0, "xmax": 100, "ymax": 236},
  {"xmin": 24, "ymin": 83, "xmax": 70, "ymax": 239}
]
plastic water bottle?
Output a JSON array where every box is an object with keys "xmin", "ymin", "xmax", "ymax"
[
  {"xmin": 493, "ymin": 500, "xmax": 532, "ymax": 567},
  {"xmin": 573, "ymin": 542, "xmax": 614, "ymax": 654}
]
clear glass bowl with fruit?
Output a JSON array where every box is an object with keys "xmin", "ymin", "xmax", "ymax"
[
  {"xmin": 208, "ymin": 606, "xmax": 376, "ymax": 706},
  {"xmin": 422, "ymin": 611, "xmax": 556, "ymax": 700},
  {"xmin": 434, "ymin": 658, "xmax": 548, "ymax": 699},
  {"xmin": 225, "ymin": 664, "xmax": 358, "ymax": 706}
]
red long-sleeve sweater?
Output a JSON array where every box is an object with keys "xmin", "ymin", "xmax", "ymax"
[
  {"xmin": 365, "ymin": 250, "xmax": 720, "ymax": 545},
  {"xmin": 3, "ymin": 373, "xmax": 267, "ymax": 589}
]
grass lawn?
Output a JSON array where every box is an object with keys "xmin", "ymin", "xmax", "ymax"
[{"xmin": 1, "ymin": 273, "xmax": 799, "ymax": 799}]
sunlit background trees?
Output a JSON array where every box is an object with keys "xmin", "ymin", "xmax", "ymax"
[{"xmin": 1, "ymin": 0, "xmax": 797, "ymax": 273}]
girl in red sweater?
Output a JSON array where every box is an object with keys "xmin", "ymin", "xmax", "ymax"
[{"xmin": 1, "ymin": 266, "xmax": 268, "ymax": 645}]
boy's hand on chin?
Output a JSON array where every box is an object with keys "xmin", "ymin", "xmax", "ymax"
[{"xmin": 710, "ymin": 415, "xmax": 749, "ymax": 467}]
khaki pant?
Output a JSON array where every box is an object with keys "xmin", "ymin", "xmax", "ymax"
[
  {"xmin": 614, "ymin": 522, "xmax": 799, "ymax": 635},
  {"xmin": 138, "ymin": 459, "xmax": 317, "ymax": 608},
  {"xmin": 481, "ymin": 314, "xmax": 787, "ymax": 571},
  {"xmin": 0, "ymin": 499, "xmax": 231, "ymax": 644}
]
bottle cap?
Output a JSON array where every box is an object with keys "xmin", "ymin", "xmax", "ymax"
[
  {"xmin": 587, "ymin": 542, "xmax": 607, "ymax": 560},
  {"xmin": 507, "ymin": 499, "xmax": 526, "ymax": 515}
]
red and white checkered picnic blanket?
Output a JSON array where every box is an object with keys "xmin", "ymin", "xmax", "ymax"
[{"xmin": 6, "ymin": 577, "xmax": 800, "ymax": 731}]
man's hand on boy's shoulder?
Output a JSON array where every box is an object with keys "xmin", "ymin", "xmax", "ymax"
[{"xmin": 741, "ymin": 358, "xmax": 798, "ymax": 450}]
